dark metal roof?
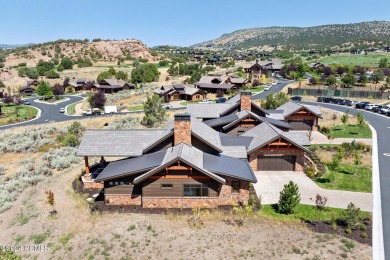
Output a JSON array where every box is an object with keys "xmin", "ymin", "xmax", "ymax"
[
  {"xmin": 203, "ymin": 153, "xmax": 257, "ymax": 182},
  {"xmin": 96, "ymin": 143, "xmax": 256, "ymax": 183},
  {"xmin": 96, "ymin": 150, "xmax": 166, "ymax": 181},
  {"xmin": 77, "ymin": 129, "xmax": 167, "ymax": 157},
  {"xmin": 194, "ymin": 83, "xmax": 236, "ymax": 89},
  {"xmin": 220, "ymin": 136, "xmax": 254, "ymax": 149},
  {"xmin": 203, "ymin": 114, "xmax": 238, "ymax": 127}
]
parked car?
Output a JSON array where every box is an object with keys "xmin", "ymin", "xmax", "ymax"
[
  {"xmin": 198, "ymin": 99, "xmax": 212, "ymax": 104},
  {"xmin": 21, "ymin": 100, "xmax": 30, "ymax": 105},
  {"xmin": 323, "ymin": 97, "xmax": 331, "ymax": 103},
  {"xmin": 316, "ymin": 96, "xmax": 324, "ymax": 102},
  {"xmin": 271, "ymin": 82, "xmax": 277, "ymax": 85},
  {"xmin": 264, "ymin": 85, "xmax": 272, "ymax": 91},
  {"xmin": 290, "ymin": 96, "xmax": 302, "ymax": 101},
  {"xmin": 59, "ymin": 108, "xmax": 65, "ymax": 113},
  {"xmin": 380, "ymin": 105, "xmax": 390, "ymax": 114},
  {"xmin": 372, "ymin": 105, "xmax": 383, "ymax": 113},
  {"xmin": 355, "ymin": 101, "xmax": 370, "ymax": 109},
  {"xmin": 163, "ymin": 103, "xmax": 172, "ymax": 109},
  {"xmin": 364, "ymin": 104, "xmax": 378, "ymax": 111},
  {"xmin": 216, "ymin": 97, "xmax": 227, "ymax": 103},
  {"xmin": 338, "ymin": 99, "xmax": 347, "ymax": 105},
  {"xmin": 386, "ymin": 110, "xmax": 390, "ymax": 117},
  {"xmin": 277, "ymin": 81, "xmax": 283, "ymax": 84}
]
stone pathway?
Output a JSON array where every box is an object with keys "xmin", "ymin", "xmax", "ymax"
[
  {"xmin": 309, "ymin": 130, "xmax": 372, "ymax": 145},
  {"xmin": 253, "ymin": 171, "xmax": 372, "ymax": 212}
]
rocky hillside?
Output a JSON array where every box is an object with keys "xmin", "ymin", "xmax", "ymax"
[
  {"xmin": 4, "ymin": 39, "xmax": 153, "ymax": 67},
  {"xmin": 193, "ymin": 21, "xmax": 390, "ymax": 50}
]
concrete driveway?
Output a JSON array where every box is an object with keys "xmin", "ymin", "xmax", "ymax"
[{"xmin": 253, "ymin": 171, "xmax": 372, "ymax": 212}]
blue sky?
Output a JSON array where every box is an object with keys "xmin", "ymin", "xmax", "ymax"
[{"xmin": 0, "ymin": 0, "xmax": 389, "ymax": 47}]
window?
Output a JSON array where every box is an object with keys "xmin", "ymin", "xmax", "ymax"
[
  {"xmin": 120, "ymin": 182, "xmax": 124, "ymax": 185},
  {"xmin": 109, "ymin": 182, "xmax": 113, "ymax": 186},
  {"xmin": 183, "ymin": 184, "xmax": 208, "ymax": 197},
  {"xmin": 161, "ymin": 184, "xmax": 173, "ymax": 190},
  {"xmin": 232, "ymin": 181, "xmax": 240, "ymax": 194},
  {"xmin": 114, "ymin": 182, "xmax": 119, "ymax": 186}
]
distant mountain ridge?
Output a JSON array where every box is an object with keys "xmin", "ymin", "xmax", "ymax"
[
  {"xmin": 193, "ymin": 21, "xmax": 390, "ymax": 50},
  {"xmin": 0, "ymin": 43, "xmax": 34, "ymax": 49}
]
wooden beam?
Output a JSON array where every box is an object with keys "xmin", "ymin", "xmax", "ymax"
[
  {"xmin": 84, "ymin": 156, "xmax": 90, "ymax": 175},
  {"xmin": 149, "ymin": 175, "xmax": 210, "ymax": 180}
]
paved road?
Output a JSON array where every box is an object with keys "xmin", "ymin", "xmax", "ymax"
[
  {"xmin": 0, "ymin": 95, "xmax": 84, "ymax": 130},
  {"xmin": 252, "ymin": 80, "xmax": 293, "ymax": 100},
  {"xmin": 302, "ymin": 101, "xmax": 389, "ymax": 258}
]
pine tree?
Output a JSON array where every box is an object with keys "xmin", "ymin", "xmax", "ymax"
[
  {"xmin": 142, "ymin": 95, "xmax": 167, "ymax": 128},
  {"xmin": 277, "ymin": 181, "xmax": 301, "ymax": 214}
]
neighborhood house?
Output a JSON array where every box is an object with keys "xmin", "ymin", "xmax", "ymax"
[{"xmin": 77, "ymin": 92, "xmax": 316, "ymax": 208}]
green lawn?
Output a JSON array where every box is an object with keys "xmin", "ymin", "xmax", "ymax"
[
  {"xmin": 319, "ymin": 53, "xmax": 390, "ymax": 67},
  {"xmin": 127, "ymin": 105, "xmax": 144, "ymax": 111},
  {"xmin": 0, "ymin": 104, "xmax": 38, "ymax": 125},
  {"xmin": 314, "ymin": 163, "xmax": 372, "ymax": 193},
  {"xmin": 330, "ymin": 124, "xmax": 372, "ymax": 138},
  {"xmin": 66, "ymin": 101, "xmax": 82, "ymax": 115},
  {"xmin": 259, "ymin": 204, "xmax": 370, "ymax": 222},
  {"xmin": 249, "ymin": 86, "xmax": 265, "ymax": 92}
]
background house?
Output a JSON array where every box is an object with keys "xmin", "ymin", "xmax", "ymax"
[{"xmin": 154, "ymin": 84, "xmax": 206, "ymax": 102}]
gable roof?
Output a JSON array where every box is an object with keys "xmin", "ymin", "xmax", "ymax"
[
  {"xmin": 276, "ymin": 101, "xmax": 322, "ymax": 118},
  {"xmin": 143, "ymin": 115, "xmax": 223, "ymax": 153},
  {"xmin": 222, "ymin": 110, "xmax": 291, "ymax": 130},
  {"xmin": 242, "ymin": 122, "xmax": 311, "ymax": 153},
  {"xmin": 194, "ymin": 83, "xmax": 236, "ymax": 89},
  {"xmin": 97, "ymin": 143, "xmax": 256, "ymax": 183},
  {"xmin": 133, "ymin": 143, "xmax": 226, "ymax": 184}
]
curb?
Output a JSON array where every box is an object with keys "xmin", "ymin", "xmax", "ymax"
[
  {"xmin": 370, "ymin": 124, "xmax": 385, "ymax": 260},
  {"xmin": 34, "ymin": 97, "xmax": 70, "ymax": 105}
]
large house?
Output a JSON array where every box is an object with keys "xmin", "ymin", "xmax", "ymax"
[
  {"xmin": 153, "ymin": 84, "xmax": 206, "ymax": 102},
  {"xmin": 194, "ymin": 75, "xmax": 247, "ymax": 93},
  {"xmin": 91, "ymin": 79, "xmax": 135, "ymax": 93},
  {"xmin": 77, "ymin": 107, "xmax": 314, "ymax": 208},
  {"xmin": 188, "ymin": 92, "xmax": 322, "ymax": 131},
  {"xmin": 268, "ymin": 101, "xmax": 322, "ymax": 131},
  {"xmin": 19, "ymin": 80, "xmax": 40, "ymax": 95},
  {"xmin": 65, "ymin": 79, "xmax": 95, "ymax": 92},
  {"xmin": 243, "ymin": 60, "xmax": 283, "ymax": 78}
]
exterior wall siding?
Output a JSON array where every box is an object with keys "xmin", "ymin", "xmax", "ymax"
[
  {"xmin": 285, "ymin": 114, "xmax": 319, "ymax": 131},
  {"xmin": 248, "ymin": 148, "xmax": 305, "ymax": 172}
]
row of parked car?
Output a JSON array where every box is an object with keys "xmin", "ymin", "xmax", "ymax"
[{"xmin": 316, "ymin": 96, "xmax": 390, "ymax": 115}]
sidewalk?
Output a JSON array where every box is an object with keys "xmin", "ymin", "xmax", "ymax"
[{"xmin": 309, "ymin": 130, "xmax": 372, "ymax": 145}]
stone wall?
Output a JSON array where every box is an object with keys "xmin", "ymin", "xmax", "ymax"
[
  {"xmin": 82, "ymin": 178, "xmax": 104, "ymax": 189},
  {"xmin": 248, "ymin": 149, "xmax": 305, "ymax": 171},
  {"xmin": 103, "ymin": 177, "xmax": 250, "ymax": 208},
  {"xmin": 105, "ymin": 194, "xmax": 142, "ymax": 206}
]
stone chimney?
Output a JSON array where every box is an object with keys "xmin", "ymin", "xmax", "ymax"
[
  {"xmin": 174, "ymin": 114, "xmax": 191, "ymax": 146},
  {"xmin": 240, "ymin": 91, "xmax": 252, "ymax": 111}
]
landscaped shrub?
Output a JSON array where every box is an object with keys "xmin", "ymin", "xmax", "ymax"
[
  {"xmin": 0, "ymin": 166, "xmax": 6, "ymax": 176},
  {"xmin": 342, "ymin": 202, "xmax": 362, "ymax": 229},
  {"xmin": 319, "ymin": 126, "xmax": 331, "ymax": 135},
  {"xmin": 277, "ymin": 181, "xmax": 301, "ymax": 214}
]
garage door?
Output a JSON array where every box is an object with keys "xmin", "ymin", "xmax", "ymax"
[
  {"xmin": 288, "ymin": 120, "xmax": 313, "ymax": 130},
  {"xmin": 257, "ymin": 156, "xmax": 295, "ymax": 171}
]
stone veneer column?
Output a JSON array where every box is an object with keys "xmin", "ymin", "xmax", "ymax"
[
  {"xmin": 174, "ymin": 114, "xmax": 191, "ymax": 145},
  {"xmin": 240, "ymin": 91, "xmax": 252, "ymax": 111}
]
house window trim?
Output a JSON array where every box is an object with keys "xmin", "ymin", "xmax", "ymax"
[
  {"xmin": 161, "ymin": 184, "xmax": 173, "ymax": 190},
  {"xmin": 183, "ymin": 184, "xmax": 209, "ymax": 197},
  {"xmin": 231, "ymin": 181, "xmax": 240, "ymax": 194}
]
